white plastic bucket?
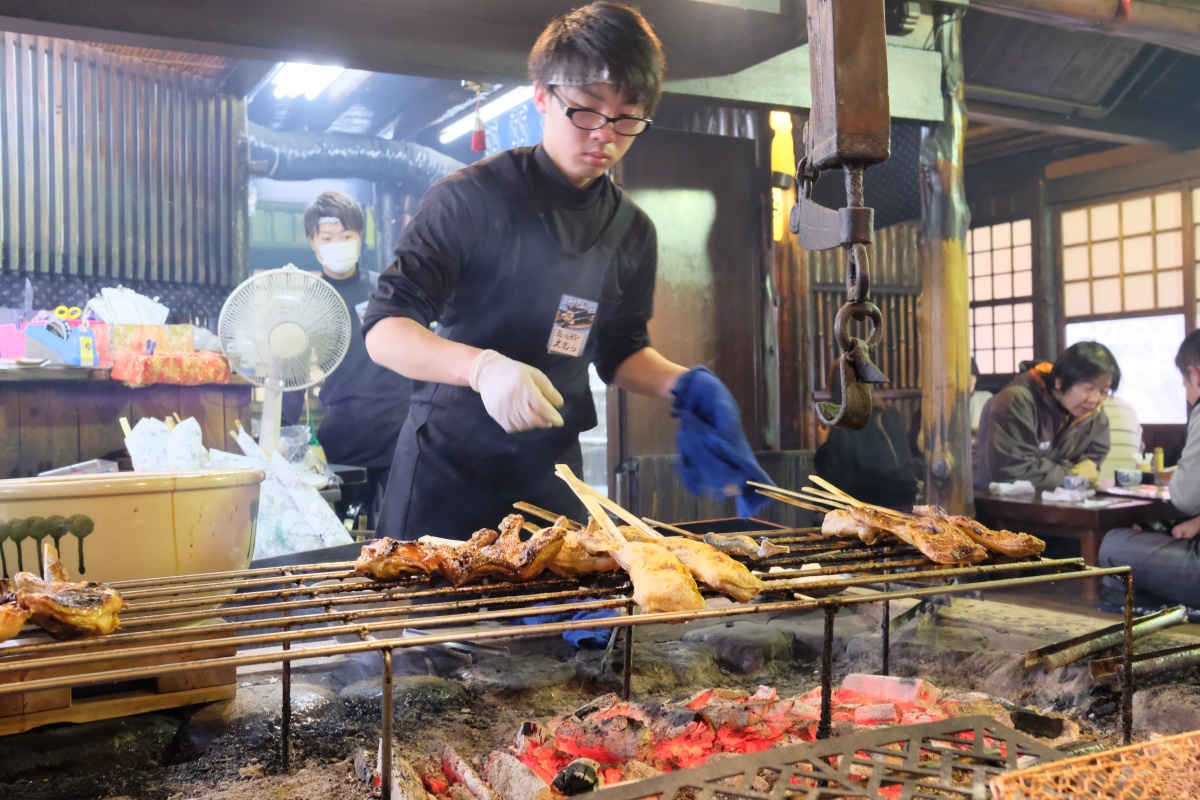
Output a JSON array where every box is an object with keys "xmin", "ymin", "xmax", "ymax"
[{"xmin": 0, "ymin": 469, "xmax": 264, "ymax": 583}]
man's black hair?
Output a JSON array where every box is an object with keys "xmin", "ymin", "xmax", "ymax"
[
  {"xmin": 528, "ymin": 1, "xmax": 665, "ymax": 115},
  {"xmin": 1049, "ymin": 341, "xmax": 1121, "ymax": 393},
  {"xmin": 304, "ymin": 190, "xmax": 364, "ymax": 239},
  {"xmin": 1176, "ymin": 329, "xmax": 1200, "ymax": 372}
]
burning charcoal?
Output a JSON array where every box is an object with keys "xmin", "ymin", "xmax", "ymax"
[
  {"xmin": 413, "ymin": 754, "xmax": 450, "ymax": 795},
  {"xmin": 353, "ymin": 747, "xmax": 375, "ymax": 786},
  {"xmin": 450, "ymin": 785, "xmax": 479, "ymax": 800},
  {"xmin": 573, "ymin": 693, "xmax": 623, "ymax": 719},
  {"xmin": 513, "ymin": 721, "xmax": 554, "ymax": 755},
  {"xmin": 1010, "ymin": 710, "xmax": 1064, "ymax": 739},
  {"xmin": 484, "ymin": 752, "xmax": 551, "ymax": 800},
  {"xmin": 378, "ymin": 741, "xmax": 434, "ymax": 800},
  {"xmin": 553, "ymin": 758, "xmax": 602, "ymax": 795},
  {"xmin": 442, "ymin": 745, "xmax": 496, "ymax": 800},
  {"xmin": 554, "ymin": 715, "xmax": 652, "ymax": 764},
  {"xmin": 621, "ymin": 760, "xmax": 663, "ymax": 782}
]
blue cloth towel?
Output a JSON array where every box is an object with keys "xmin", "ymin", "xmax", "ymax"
[
  {"xmin": 517, "ymin": 604, "xmax": 619, "ymax": 648},
  {"xmin": 671, "ymin": 366, "xmax": 774, "ymax": 518}
]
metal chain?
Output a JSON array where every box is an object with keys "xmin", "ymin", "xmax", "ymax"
[{"xmin": 833, "ymin": 166, "xmax": 880, "ymax": 354}]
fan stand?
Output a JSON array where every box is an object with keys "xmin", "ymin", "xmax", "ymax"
[
  {"xmin": 259, "ymin": 364, "xmax": 284, "ymax": 456},
  {"xmin": 259, "ymin": 318, "xmax": 310, "ymax": 455}
]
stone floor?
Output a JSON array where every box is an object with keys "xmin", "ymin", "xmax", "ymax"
[{"xmin": 3, "ymin": 583, "xmax": 1200, "ymax": 800}]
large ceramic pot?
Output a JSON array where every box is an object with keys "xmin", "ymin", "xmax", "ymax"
[{"xmin": 0, "ymin": 469, "xmax": 264, "ymax": 583}]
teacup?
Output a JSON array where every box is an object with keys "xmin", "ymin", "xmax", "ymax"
[
  {"xmin": 1115, "ymin": 468, "xmax": 1143, "ymax": 487},
  {"xmin": 1063, "ymin": 475, "xmax": 1090, "ymax": 491}
]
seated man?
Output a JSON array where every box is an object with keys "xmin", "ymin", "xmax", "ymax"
[
  {"xmin": 1099, "ymin": 330, "xmax": 1200, "ymax": 608},
  {"xmin": 973, "ymin": 341, "xmax": 1118, "ymax": 491},
  {"xmin": 815, "ymin": 375, "xmax": 918, "ymax": 511}
]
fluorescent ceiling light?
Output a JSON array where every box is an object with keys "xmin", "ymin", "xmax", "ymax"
[
  {"xmin": 271, "ymin": 63, "xmax": 345, "ymax": 101},
  {"xmin": 439, "ymin": 85, "xmax": 535, "ymax": 144}
]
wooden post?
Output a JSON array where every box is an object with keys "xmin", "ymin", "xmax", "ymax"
[{"xmin": 918, "ymin": 11, "xmax": 971, "ymax": 514}]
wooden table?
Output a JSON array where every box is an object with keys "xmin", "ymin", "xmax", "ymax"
[{"xmin": 973, "ymin": 489, "xmax": 1178, "ymax": 601}]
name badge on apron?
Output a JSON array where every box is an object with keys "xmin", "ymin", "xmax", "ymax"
[
  {"xmin": 547, "ymin": 294, "xmax": 598, "ymax": 357},
  {"xmin": 354, "ymin": 300, "xmax": 369, "ymax": 322}
]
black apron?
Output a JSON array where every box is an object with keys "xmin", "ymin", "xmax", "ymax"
[{"xmin": 377, "ymin": 156, "xmax": 636, "ymax": 540}]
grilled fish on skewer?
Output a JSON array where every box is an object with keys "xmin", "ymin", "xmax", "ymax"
[
  {"xmin": 913, "ymin": 505, "xmax": 1045, "ymax": 557},
  {"xmin": 876, "ymin": 512, "xmax": 987, "ymax": 564},
  {"xmin": 575, "ymin": 520, "xmax": 705, "ymax": 614},
  {"xmin": 620, "ymin": 527, "xmax": 764, "ymax": 603},
  {"xmin": 821, "ymin": 508, "xmax": 892, "ymax": 544},
  {"xmin": 13, "ymin": 544, "xmax": 127, "ymax": 639},
  {"xmin": 700, "ymin": 533, "xmax": 789, "ymax": 559},
  {"xmin": 547, "ymin": 526, "xmax": 620, "ymax": 577},
  {"xmin": 0, "ymin": 580, "xmax": 31, "ymax": 642}
]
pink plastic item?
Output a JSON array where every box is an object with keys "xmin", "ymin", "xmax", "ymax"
[
  {"xmin": 840, "ymin": 673, "xmax": 939, "ymax": 706},
  {"xmin": 853, "ymin": 703, "xmax": 898, "ymax": 725}
]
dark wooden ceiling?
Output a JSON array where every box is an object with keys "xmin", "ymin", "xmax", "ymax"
[{"xmin": 5, "ymin": 1, "xmax": 1199, "ymax": 157}]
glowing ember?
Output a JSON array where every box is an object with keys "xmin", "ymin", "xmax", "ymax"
[{"xmin": 422, "ymin": 677, "xmax": 967, "ymax": 800}]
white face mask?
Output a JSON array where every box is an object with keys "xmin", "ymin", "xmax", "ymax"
[{"xmin": 317, "ymin": 239, "xmax": 360, "ymax": 275}]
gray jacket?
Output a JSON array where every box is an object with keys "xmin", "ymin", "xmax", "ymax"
[{"xmin": 1170, "ymin": 404, "xmax": 1200, "ymax": 516}]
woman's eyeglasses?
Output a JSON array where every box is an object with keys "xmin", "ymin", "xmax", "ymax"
[{"xmin": 550, "ymin": 88, "xmax": 653, "ymax": 137}]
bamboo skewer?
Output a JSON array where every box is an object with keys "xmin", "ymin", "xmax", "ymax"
[
  {"xmin": 555, "ymin": 464, "xmax": 664, "ymax": 542},
  {"xmin": 512, "ymin": 501, "xmax": 582, "ymax": 531},
  {"xmin": 553, "ymin": 465, "xmax": 624, "ymax": 543},
  {"xmin": 641, "ymin": 518, "xmax": 704, "ymax": 540}
]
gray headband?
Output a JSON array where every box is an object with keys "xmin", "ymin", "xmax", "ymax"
[{"xmin": 546, "ymin": 65, "xmax": 612, "ymax": 86}]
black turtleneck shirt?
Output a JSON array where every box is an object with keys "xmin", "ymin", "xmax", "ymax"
[{"xmin": 363, "ymin": 145, "xmax": 657, "ymax": 433}]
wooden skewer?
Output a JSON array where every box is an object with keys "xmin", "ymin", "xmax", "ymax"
[
  {"xmin": 799, "ymin": 486, "xmax": 855, "ymax": 505},
  {"xmin": 806, "ymin": 475, "xmax": 909, "ymax": 519},
  {"xmin": 512, "ymin": 501, "xmax": 582, "ymax": 531},
  {"xmin": 754, "ymin": 489, "xmax": 834, "ymax": 515},
  {"xmin": 554, "ymin": 464, "xmax": 624, "ymax": 545},
  {"xmin": 641, "ymin": 518, "xmax": 704, "ymax": 540},
  {"xmin": 521, "ymin": 521, "xmax": 540, "ymax": 535},
  {"xmin": 119, "ymin": 416, "xmax": 133, "ymax": 437},
  {"xmin": 555, "ymin": 464, "xmax": 665, "ymax": 542},
  {"xmin": 808, "ymin": 474, "xmax": 856, "ymax": 501}
]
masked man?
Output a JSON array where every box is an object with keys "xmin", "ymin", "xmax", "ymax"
[{"xmin": 283, "ymin": 190, "xmax": 412, "ymax": 530}]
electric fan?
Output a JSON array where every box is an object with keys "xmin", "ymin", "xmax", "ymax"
[{"xmin": 218, "ymin": 264, "xmax": 353, "ymax": 454}]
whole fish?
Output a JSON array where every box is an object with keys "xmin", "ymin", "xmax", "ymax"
[{"xmin": 702, "ymin": 533, "xmax": 789, "ymax": 559}]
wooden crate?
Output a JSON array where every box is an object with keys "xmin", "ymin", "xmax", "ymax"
[{"xmin": 0, "ymin": 626, "xmax": 237, "ymax": 735}]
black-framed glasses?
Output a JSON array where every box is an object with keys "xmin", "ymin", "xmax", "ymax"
[{"xmin": 549, "ymin": 87, "xmax": 653, "ymax": 137}]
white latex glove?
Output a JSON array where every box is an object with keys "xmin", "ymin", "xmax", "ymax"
[{"xmin": 469, "ymin": 349, "xmax": 565, "ymax": 433}]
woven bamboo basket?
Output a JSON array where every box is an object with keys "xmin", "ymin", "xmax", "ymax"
[{"xmin": 989, "ymin": 729, "xmax": 1200, "ymax": 799}]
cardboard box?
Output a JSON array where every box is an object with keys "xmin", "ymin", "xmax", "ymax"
[{"xmin": 111, "ymin": 351, "xmax": 230, "ymax": 386}]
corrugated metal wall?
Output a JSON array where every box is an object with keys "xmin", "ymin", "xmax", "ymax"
[
  {"xmin": 0, "ymin": 33, "xmax": 245, "ymax": 285},
  {"xmin": 808, "ymin": 221, "xmax": 923, "ymax": 393}
]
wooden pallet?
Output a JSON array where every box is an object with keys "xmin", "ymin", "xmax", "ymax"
[{"xmin": 0, "ymin": 627, "xmax": 237, "ymax": 735}]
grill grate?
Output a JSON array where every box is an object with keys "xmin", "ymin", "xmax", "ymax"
[
  {"xmin": 0, "ymin": 527, "xmax": 1135, "ymax": 799},
  {"xmin": 589, "ymin": 716, "xmax": 1065, "ymax": 800}
]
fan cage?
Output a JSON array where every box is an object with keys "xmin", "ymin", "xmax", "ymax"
[{"xmin": 218, "ymin": 266, "xmax": 353, "ymax": 391}]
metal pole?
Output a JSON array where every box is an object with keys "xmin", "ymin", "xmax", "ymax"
[
  {"xmin": 881, "ymin": 598, "xmax": 891, "ymax": 677},
  {"xmin": 1122, "ymin": 573, "xmax": 1135, "ymax": 745},
  {"xmin": 281, "ymin": 573, "xmax": 293, "ymax": 772},
  {"xmin": 621, "ymin": 622, "xmax": 634, "ymax": 701},
  {"xmin": 818, "ymin": 606, "xmax": 835, "ymax": 739},
  {"xmin": 382, "ymin": 649, "xmax": 394, "ymax": 800}
]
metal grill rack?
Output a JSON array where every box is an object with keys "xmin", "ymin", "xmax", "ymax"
[
  {"xmin": 588, "ymin": 715, "xmax": 1066, "ymax": 800},
  {"xmin": 0, "ymin": 528, "xmax": 1135, "ymax": 800}
]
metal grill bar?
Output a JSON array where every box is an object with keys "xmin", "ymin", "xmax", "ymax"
[{"xmin": 0, "ymin": 531, "xmax": 1137, "ymax": 800}]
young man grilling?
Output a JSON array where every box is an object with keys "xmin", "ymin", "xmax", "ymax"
[{"xmin": 363, "ymin": 1, "xmax": 771, "ymax": 540}]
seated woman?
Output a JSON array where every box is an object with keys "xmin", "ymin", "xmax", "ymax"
[{"xmin": 973, "ymin": 341, "xmax": 1119, "ymax": 491}]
